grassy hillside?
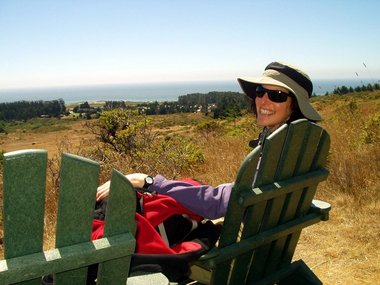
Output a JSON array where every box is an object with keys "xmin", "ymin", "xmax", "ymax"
[{"xmin": 0, "ymin": 90, "xmax": 379, "ymax": 284}]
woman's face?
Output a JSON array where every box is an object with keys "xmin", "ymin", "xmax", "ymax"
[{"xmin": 255, "ymin": 84, "xmax": 293, "ymax": 129}]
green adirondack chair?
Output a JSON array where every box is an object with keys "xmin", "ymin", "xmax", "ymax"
[
  {"xmin": 189, "ymin": 119, "xmax": 331, "ymax": 285},
  {"xmin": 0, "ymin": 150, "xmax": 137, "ymax": 285}
]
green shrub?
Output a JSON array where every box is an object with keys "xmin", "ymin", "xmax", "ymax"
[{"xmin": 86, "ymin": 109, "xmax": 205, "ymax": 179}]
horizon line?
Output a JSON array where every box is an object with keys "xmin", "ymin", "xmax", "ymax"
[{"xmin": 1, "ymin": 77, "xmax": 379, "ymax": 92}]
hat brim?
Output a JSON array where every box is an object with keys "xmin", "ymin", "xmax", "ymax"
[{"xmin": 237, "ymin": 76, "xmax": 322, "ymax": 121}]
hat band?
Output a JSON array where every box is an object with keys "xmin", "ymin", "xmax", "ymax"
[{"xmin": 265, "ymin": 62, "xmax": 312, "ymax": 97}]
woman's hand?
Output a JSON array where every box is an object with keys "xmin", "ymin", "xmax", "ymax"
[
  {"xmin": 96, "ymin": 173, "xmax": 149, "ymax": 201},
  {"xmin": 125, "ymin": 173, "xmax": 148, "ymax": 189},
  {"xmin": 96, "ymin": 180, "xmax": 111, "ymax": 201}
]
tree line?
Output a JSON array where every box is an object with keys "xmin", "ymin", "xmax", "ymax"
[
  {"xmin": 332, "ymin": 82, "xmax": 380, "ymax": 95},
  {"xmin": 0, "ymin": 99, "xmax": 66, "ymax": 121},
  {"xmin": 136, "ymin": 91, "xmax": 249, "ymax": 118},
  {"xmin": 6, "ymin": 82, "xmax": 380, "ymax": 122}
]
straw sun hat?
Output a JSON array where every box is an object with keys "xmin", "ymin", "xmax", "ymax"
[{"xmin": 237, "ymin": 62, "xmax": 322, "ymax": 121}]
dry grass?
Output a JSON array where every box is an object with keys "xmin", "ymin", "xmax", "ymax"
[
  {"xmin": 294, "ymin": 91, "xmax": 380, "ymax": 284},
  {"xmin": 0, "ymin": 91, "xmax": 379, "ymax": 284}
]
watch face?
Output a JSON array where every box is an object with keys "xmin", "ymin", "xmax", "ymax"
[{"xmin": 145, "ymin": 176, "xmax": 154, "ymax": 184}]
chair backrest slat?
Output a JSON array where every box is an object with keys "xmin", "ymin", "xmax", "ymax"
[
  {"xmin": 3, "ymin": 149, "xmax": 48, "ymax": 285},
  {"xmin": 255, "ymin": 126, "xmax": 287, "ymax": 185},
  {"xmin": 54, "ymin": 153, "xmax": 100, "ymax": 285},
  {"xmin": 3, "ymin": 150, "xmax": 48, "ymax": 258},
  {"xmin": 55, "ymin": 153, "xmax": 100, "ymax": 246},
  {"xmin": 96, "ymin": 169, "xmax": 137, "ymax": 285}
]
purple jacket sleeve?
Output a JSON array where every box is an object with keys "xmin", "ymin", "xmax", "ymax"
[{"xmin": 149, "ymin": 175, "xmax": 233, "ymax": 219}]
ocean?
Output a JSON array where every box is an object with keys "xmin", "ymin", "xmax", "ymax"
[{"xmin": 0, "ymin": 79, "xmax": 378, "ymax": 104}]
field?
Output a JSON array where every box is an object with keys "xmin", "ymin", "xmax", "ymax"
[{"xmin": 1, "ymin": 91, "xmax": 379, "ymax": 284}]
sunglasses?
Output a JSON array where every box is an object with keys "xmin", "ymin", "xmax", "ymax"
[{"xmin": 255, "ymin": 85, "xmax": 291, "ymax": 103}]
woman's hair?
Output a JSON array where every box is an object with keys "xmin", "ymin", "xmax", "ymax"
[
  {"xmin": 287, "ymin": 97, "xmax": 307, "ymax": 122},
  {"xmin": 250, "ymin": 94, "xmax": 311, "ymax": 124}
]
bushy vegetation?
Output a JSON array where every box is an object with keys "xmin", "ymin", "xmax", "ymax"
[{"xmin": 84, "ymin": 109, "xmax": 204, "ymax": 179}]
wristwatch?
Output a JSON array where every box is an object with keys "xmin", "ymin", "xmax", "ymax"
[{"xmin": 143, "ymin": 175, "xmax": 154, "ymax": 189}]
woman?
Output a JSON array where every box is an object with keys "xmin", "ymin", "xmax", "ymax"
[{"xmin": 96, "ymin": 61, "xmax": 322, "ymax": 219}]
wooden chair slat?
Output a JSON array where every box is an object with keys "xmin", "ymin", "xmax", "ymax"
[
  {"xmin": 97, "ymin": 169, "xmax": 137, "ymax": 285},
  {"xmin": 275, "ymin": 120, "xmax": 308, "ymax": 179},
  {"xmin": 3, "ymin": 150, "xmax": 48, "ymax": 285},
  {"xmin": 54, "ymin": 153, "xmax": 100, "ymax": 285},
  {"xmin": 3, "ymin": 150, "xmax": 47, "ymax": 258},
  {"xmin": 255, "ymin": 125, "xmax": 287, "ymax": 185},
  {"xmin": 294, "ymin": 123, "xmax": 323, "ymax": 175},
  {"xmin": 211, "ymin": 148, "xmax": 262, "ymax": 284},
  {"xmin": 55, "ymin": 153, "xmax": 100, "ymax": 246}
]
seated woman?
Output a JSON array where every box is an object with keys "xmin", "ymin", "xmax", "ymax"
[{"xmin": 96, "ymin": 61, "xmax": 322, "ymax": 219}]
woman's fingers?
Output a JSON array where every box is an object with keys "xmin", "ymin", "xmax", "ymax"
[{"xmin": 96, "ymin": 181, "xmax": 110, "ymax": 201}]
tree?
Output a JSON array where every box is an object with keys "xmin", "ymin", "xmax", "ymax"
[
  {"xmin": 88, "ymin": 109, "xmax": 154, "ymax": 155},
  {"xmin": 80, "ymin": 102, "xmax": 91, "ymax": 109}
]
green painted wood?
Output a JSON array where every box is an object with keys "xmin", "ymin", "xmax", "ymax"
[
  {"xmin": 253, "ymin": 121, "xmax": 316, "ymax": 278},
  {"xmin": 213, "ymin": 124, "xmax": 292, "ymax": 283},
  {"xmin": 198, "ymin": 212, "xmax": 324, "ymax": 267},
  {"xmin": 275, "ymin": 120, "xmax": 308, "ymax": 179},
  {"xmin": 245, "ymin": 124, "xmax": 300, "ymax": 282},
  {"xmin": 219, "ymin": 147, "xmax": 261, "ymax": 247},
  {"xmin": 3, "ymin": 149, "xmax": 47, "ymax": 258},
  {"xmin": 0, "ymin": 233, "xmax": 135, "ymax": 284},
  {"xmin": 1, "ymin": 150, "xmax": 137, "ymax": 285},
  {"xmin": 294, "ymin": 123, "xmax": 323, "ymax": 175},
  {"xmin": 3, "ymin": 149, "xmax": 48, "ymax": 285},
  {"xmin": 97, "ymin": 169, "xmax": 137, "ymax": 285},
  {"xmin": 195, "ymin": 120, "xmax": 331, "ymax": 285},
  {"xmin": 54, "ymin": 153, "xmax": 100, "ymax": 285},
  {"xmin": 212, "ymin": 123, "xmax": 288, "ymax": 283},
  {"xmin": 103, "ymin": 169, "xmax": 137, "ymax": 236},
  {"xmin": 239, "ymin": 170, "xmax": 329, "ymax": 207},
  {"xmin": 247, "ymin": 122, "xmax": 325, "ymax": 282},
  {"xmin": 255, "ymin": 124, "xmax": 288, "ymax": 186},
  {"xmin": 209, "ymin": 147, "xmax": 261, "ymax": 284},
  {"xmin": 227, "ymin": 202, "xmax": 267, "ymax": 284},
  {"xmin": 311, "ymin": 129, "xmax": 331, "ymax": 169},
  {"xmin": 278, "ymin": 126, "xmax": 331, "ymax": 269}
]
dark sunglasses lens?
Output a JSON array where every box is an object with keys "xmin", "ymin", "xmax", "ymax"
[
  {"xmin": 255, "ymin": 86, "xmax": 289, "ymax": 103},
  {"xmin": 255, "ymin": 86, "xmax": 266, "ymax": 98},
  {"xmin": 268, "ymin": 91, "xmax": 288, "ymax": 103}
]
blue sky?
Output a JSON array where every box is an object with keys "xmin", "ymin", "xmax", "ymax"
[{"xmin": 0, "ymin": 0, "xmax": 379, "ymax": 89}]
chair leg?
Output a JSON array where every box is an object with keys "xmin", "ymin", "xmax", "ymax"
[{"xmin": 278, "ymin": 260, "xmax": 323, "ymax": 285}]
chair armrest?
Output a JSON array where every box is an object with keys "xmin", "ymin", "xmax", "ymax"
[{"xmin": 310, "ymin": 199, "xmax": 331, "ymax": 221}]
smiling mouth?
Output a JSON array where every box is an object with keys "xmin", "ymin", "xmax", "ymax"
[{"xmin": 259, "ymin": 108, "xmax": 274, "ymax": 115}]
